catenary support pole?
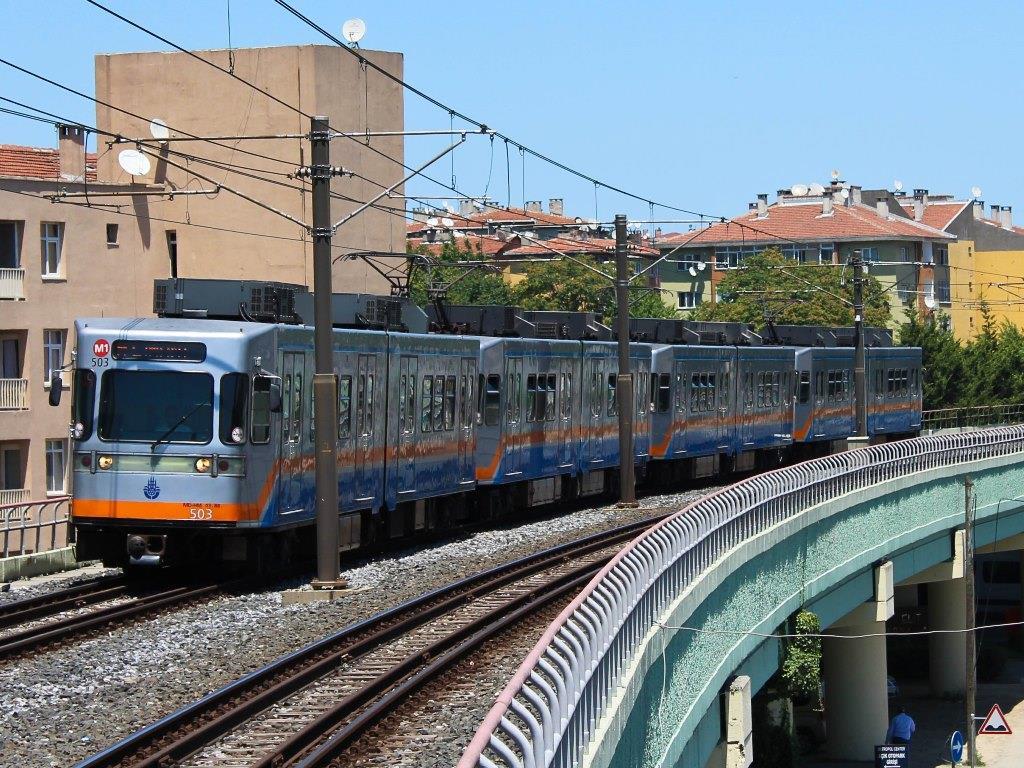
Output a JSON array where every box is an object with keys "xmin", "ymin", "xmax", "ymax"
[
  {"xmin": 852, "ymin": 248, "xmax": 867, "ymax": 436},
  {"xmin": 965, "ymin": 475, "xmax": 977, "ymax": 768},
  {"xmin": 614, "ymin": 214, "xmax": 637, "ymax": 506},
  {"xmin": 310, "ymin": 115, "xmax": 341, "ymax": 587}
]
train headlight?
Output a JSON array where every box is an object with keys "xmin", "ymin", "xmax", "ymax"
[
  {"xmin": 195, "ymin": 457, "xmax": 213, "ymax": 473},
  {"xmin": 98, "ymin": 455, "xmax": 114, "ymax": 470},
  {"xmin": 230, "ymin": 426, "xmax": 244, "ymax": 444},
  {"xmin": 72, "ymin": 422, "xmax": 85, "ymax": 439}
]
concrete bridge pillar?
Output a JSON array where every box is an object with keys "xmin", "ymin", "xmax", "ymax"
[
  {"xmin": 822, "ymin": 619, "xmax": 889, "ymax": 760},
  {"xmin": 928, "ymin": 576, "xmax": 967, "ymax": 696}
]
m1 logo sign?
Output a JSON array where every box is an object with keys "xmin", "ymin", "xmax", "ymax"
[{"xmin": 93, "ymin": 339, "xmax": 110, "ymax": 358}]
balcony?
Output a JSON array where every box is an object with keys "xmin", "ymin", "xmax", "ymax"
[
  {"xmin": 0, "ymin": 378, "xmax": 28, "ymax": 409},
  {"xmin": 0, "ymin": 268, "xmax": 25, "ymax": 300},
  {"xmin": 0, "ymin": 488, "xmax": 29, "ymax": 508}
]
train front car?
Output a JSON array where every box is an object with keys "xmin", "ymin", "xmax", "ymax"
[{"xmin": 71, "ymin": 318, "xmax": 274, "ymax": 568}]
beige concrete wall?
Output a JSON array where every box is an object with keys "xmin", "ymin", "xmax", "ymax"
[
  {"xmin": 1, "ymin": 178, "xmax": 156, "ymax": 503},
  {"xmin": 94, "ymin": 44, "xmax": 406, "ymax": 292}
]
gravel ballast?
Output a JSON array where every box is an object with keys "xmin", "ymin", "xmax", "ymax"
[{"xmin": 0, "ymin": 488, "xmax": 713, "ymax": 768}]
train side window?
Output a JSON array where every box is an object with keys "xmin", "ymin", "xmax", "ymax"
[
  {"xmin": 798, "ymin": 371, "xmax": 810, "ymax": 404},
  {"xmin": 773, "ymin": 372, "xmax": 781, "ymax": 406},
  {"xmin": 607, "ymin": 373, "xmax": 618, "ymax": 416},
  {"xmin": 365, "ymin": 374, "xmax": 374, "ymax": 434},
  {"xmin": 444, "ymin": 375, "xmax": 456, "ymax": 430},
  {"xmin": 590, "ymin": 366, "xmax": 602, "ymax": 417},
  {"xmin": 690, "ymin": 373, "xmax": 699, "ymax": 413},
  {"xmin": 405, "ymin": 374, "xmax": 416, "ymax": 434},
  {"xmin": 338, "ymin": 376, "xmax": 352, "ymax": 438},
  {"xmin": 911, "ymin": 368, "xmax": 918, "ymax": 397},
  {"xmin": 292, "ymin": 373, "xmax": 303, "ymax": 443},
  {"xmin": 827, "ymin": 370, "xmax": 835, "ymax": 403},
  {"xmin": 459, "ymin": 375, "xmax": 468, "ymax": 428},
  {"xmin": 756, "ymin": 372, "xmax": 764, "ymax": 408},
  {"xmin": 815, "ymin": 371, "xmax": 824, "ymax": 399},
  {"xmin": 421, "ymin": 377, "xmax": 433, "ymax": 432},
  {"xmin": 875, "ymin": 368, "xmax": 884, "ymax": 396},
  {"xmin": 484, "ymin": 374, "xmax": 501, "ymax": 426},
  {"xmin": 708, "ymin": 373, "xmax": 717, "ymax": 411},
  {"xmin": 250, "ymin": 375, "xmax": 272, "ymax": 444},
  {"xmin": 526, "ymin": 374, "xmax": 537, "ymax": 422},
  {"xmin": 505, "ymin": 370, "xmax": 516, "ymax": 424},
  {"xmin": 220, "ymin": 373, "xmax": 249, "ymax": 445},
  {"xmin": 675, "ymin": 370, "xmax": 685, "ymax": 413},
  {"xmin": 657, "ymin": 373, "xmax": 671, "ymax": 413},
  {"xmin": 561, "ymin": 372, "xmax": 572, "ymax": 418},
  {"xmin": 546, "ymin": 373, "xmax": 557, "ymax": 421},
  {"xmin": 432, "ymin": 375, "xmax": 444, "ymax": 431},
  {"xmin": 399, "ymin": 374, "xmax": 408, "ymax": 434},
  {"xmin": 282, "ymin": 374, "xmax": 292, "ymax": 441},
  {"xmin": 356, "ymin": 373, "xmax": 366, "ymax": 436},
  {"xmin": 886, "ymin": 369, "xmax": 894, "ymax": 397}
]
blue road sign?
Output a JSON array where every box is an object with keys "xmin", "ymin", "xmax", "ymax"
[{"xmin": 950, "ymin": 730, "xmax": 964, "ymax": 764}]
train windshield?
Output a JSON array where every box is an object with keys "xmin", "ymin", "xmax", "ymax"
[{"xmin": 98, "ymin": 370, "xmax": 214, "ymax": 444}]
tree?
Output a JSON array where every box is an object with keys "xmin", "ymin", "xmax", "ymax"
[
  {"xmin": 690, "ymin": 248, "xmax": 890, "ymax": 328},
  {"xmin": 898, "ymin": 301, "xmax": 964, "ymax": 409},
  {"xmin": 781, "ymin": 610, "xmax": 822, "ymax": 705},
  {"xmin": 407, "ymin": 240, "xmax": 515, "ymax": 307}
]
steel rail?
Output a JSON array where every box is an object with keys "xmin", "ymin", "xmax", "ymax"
[
  {"xmin": 0, "ymin": 573, "xmax": 130, "ymax": 628},
  {"xmin": 0, "ymin": 582, "xmax": 222, "ymax": 660},
  {"xmin": 76, "ymin": 515, "xmax": 665, "ymax": 768}
]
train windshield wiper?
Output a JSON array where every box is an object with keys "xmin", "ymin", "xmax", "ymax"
[{"xmin": 150, "ymin": 402, "xmax": 211, "ymax": 451}]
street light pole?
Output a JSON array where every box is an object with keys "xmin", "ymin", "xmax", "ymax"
[
  {"xmin": 614, "ymin": 214, "xmax": 637, "ymax": 506},
  {"xmin": 851, "ymin": 248, "xmax": 867, "ymax": 437},
  {"xmin": 964, "ymin": 475, "xmax": 977, "ymax": 768},
  {"xmin": 309, "ymin": 115, "xmax": 341, "ymax": 588}
]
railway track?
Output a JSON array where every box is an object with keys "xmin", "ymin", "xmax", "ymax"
[
  {"xmin": 0, "ymin": 577, "xmax": 228, "ymax": 661},
  {"xmin": 77, "ymin": 515, "xmax": 663, "ymax": 768}
]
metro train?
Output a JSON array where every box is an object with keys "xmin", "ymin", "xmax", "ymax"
[{"xmin": 59, "ymin": 279, "xmax": 922, "ymax": 568}]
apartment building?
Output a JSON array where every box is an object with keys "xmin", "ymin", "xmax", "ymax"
[{"xmin": 0, "ymin": 45, "xmax": 406, "ymax": 553}]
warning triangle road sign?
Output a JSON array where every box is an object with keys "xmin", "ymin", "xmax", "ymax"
[{"xmin": 978, "ymin": 703, "xmax": 1012, "ymax": 735}]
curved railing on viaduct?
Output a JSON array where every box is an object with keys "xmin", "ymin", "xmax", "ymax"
[{"xmin": 459, "ymin": 426, "xmax": 1024, "ymax": 768}]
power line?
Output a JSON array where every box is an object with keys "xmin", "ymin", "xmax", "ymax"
[{"xmin": 657, "ymin": 619, "xmax": 1024, "ymax": 639}]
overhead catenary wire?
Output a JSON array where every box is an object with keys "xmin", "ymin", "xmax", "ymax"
[{"xmin": 657, "ymin": 619, "xmax": 1024, "ymax": 639}]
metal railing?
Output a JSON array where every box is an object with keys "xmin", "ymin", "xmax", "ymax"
[
  {"xmin": 459, "ymin": 426, "xmax": 1024, "ymax": 768},
  {"xmin": 922, "ymin": 403, "xmax": 1024, "ymax": 432},
  {"xmin": 1, "ymin": 495, "xmax": 72, "ymax": 559},
  {"xmin": 0, "ymin": 378, "xmax": 28, "ymax": 409},
  {"xmin": 0, "ymin": 267, "xmax": 25, "ymax": 300}
]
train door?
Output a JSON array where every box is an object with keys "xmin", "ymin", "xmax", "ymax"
[
  {"xmin": 458, "ymin": 357, "xmax": 475, "ymax": 485},
  {"xmin": 740, "ymin": 363, "xmax": 755, "ymax": 448},
  {"xmin": 672, "ymin": 359, "xmax": 687, "ymax": 454},
  {"xmin": 557, "ymin": 359, "xmax": 573, "ymax": 470},
  {"xmin": 398, "ymin": 356, "xmax": 417, "ymax": 494},
  {"xmin": 585, "ymin": 357, "xmax": 602, "ymax": 464},
  {"xmin": 504, "ymin": 356, "xmax": 523, "ymax": 476},
  {"xmin": 354, "ymin": 354, "xmax": 376, "ymax": 504},
  {"xmin": 279, "ymin": 351, "xmax": 304, "ymax": 513},
  {"xmin": 717, "ymin": 357, "xmax": 731, "ymax": 451}
]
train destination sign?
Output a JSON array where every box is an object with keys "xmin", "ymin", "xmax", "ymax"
[{"xmin": 111, "ymin": 340, "xmax": 207, "ymax": 362}]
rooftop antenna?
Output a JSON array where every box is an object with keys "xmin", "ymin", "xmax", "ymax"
[
  {"xmin": 894, "ymin": 179, "xmax": 904, "ymax": 192},
  {"xmin": 341, "ymin": 18, "xmax": 366, "ymax": 47},
  {"xmin": 117, "ymin": 148, "xmax": 151, "ymax": 177},
  {"xmin": 971, "ymin": 185, "xmax": 983, "ymax": 199},
  {"xmin": 149, "ymin": 118, "xmax": 170, "ymax": 141},
  {"xmin": 831, "ymin": 169, "xmax": 841, "ymax": 181}
]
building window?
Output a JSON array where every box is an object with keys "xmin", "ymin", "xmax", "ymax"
[
  {"xmin": 677, "ymin": 291, "xmax": 702, "ymax": 310},
  {"xmin": 934, "ymin": 244, "xmax": 949, "ymax": 266},
  {"xmin": 936, "ymin": 281, "xmax": 951, "ymax": 303},
  {"xmin": 167, "ymin": 230, "xmax": 178, "ymax": 278},
  {"xmin": 714, "ymin": 245, "xmax": 759, "ymax": 269},
  {"xmin": 45, "ymin": 439, "xmax": 66, "ymax": 494},
  {"xmin": 860, "ymin": 246, "xmax": 879, "ymax": 263},
  {"xmin": 1, "ymin": 445, "xmax": 22, "ymax": 490},
  {"xmin": 43, "ymin": 329, "xmax": 66, "ymax": 384},
  {"xmin": 106, "ymin": 223, "xmax": 119, "ymax": 246},
  {"xmin": 819, "ymin": 244, "xmax": 834, "ymax": 263},
  {"xmin": 899, "ymin": 246, "xmax": 910, "ymax": 262},
  {"xmin": 41, "ymin": 222, "xmax": 63, "ymax": 278},
  {"xmin": 0, "ymin": 221, "xmax": 21, "ymax": 268},
  {"xmin": 1, "ymin": 338, "xmax": 19, "ymax": 378}
]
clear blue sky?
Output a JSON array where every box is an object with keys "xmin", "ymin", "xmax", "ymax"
[{"xmin": 2, "ymin": 1, "xmax": 1021, "ymax": 226}]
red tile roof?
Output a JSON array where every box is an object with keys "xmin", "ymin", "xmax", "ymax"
[
  {"xmin": 407, "ymin": 205, "xmax": 582, "ymax": 235},
  {"xmin": 897, "ymin": 201, "xmax": 969, "ymax": 231},
  {"xmin": 670, "ymin": 200, "xmax": 954, "ymax": 247},
  {"xmin": 409, "ymin": 232, "xmax": 657, "ymax": 259},
  {"xmin": 0, "ymin": 144, "xmax": 97, "ymax": 181}
]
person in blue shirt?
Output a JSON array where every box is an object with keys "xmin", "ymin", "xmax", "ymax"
[{"xmin": 887, "ymin": 706, "xmax": 916, "ymax": 744}]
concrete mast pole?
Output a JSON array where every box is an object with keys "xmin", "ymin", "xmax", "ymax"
[
  {"xmin": 614, "ymin": 214, "xmax": 637, "ymax": 506},
  {"xmin": 965, "ymin": 475, "xmax": 977, "ymax": 768}
]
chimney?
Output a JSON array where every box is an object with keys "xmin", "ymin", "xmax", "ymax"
[
  {"xmin": 58, "ymin": 124, "xmax": 87, "ymax": 181},
  {"xmin": 548, "ymin": 198, "xmax": 564, "ymax": 216},
  {"xmin": 851, "ymin": 186, "xmax": 862, "ymax": 205},
  {"xmin": 876, "ymin": 199, "xmax": 889, "ymax": 218},
  {"xmin": 991, "ymin": 203, "xmax": 1000, "ymax": 221},
  {"xmin": 525, "ymin": 200, "xmax": 542, "ymax": 213},
  {"xmin": 973, "ymin": 200, "xmax": 984, "ymax": 219},
  {"xmin": 459, "ymin": 198, "xmax": 476, "ymax": 217},
  {"xmin": 1000, "ymin": 205, "xmax": 1013, "ymax": 230},
  {"xmin": 912, "ymin": 200, "xmax": 924, "ymax": 221},
  {"xmin": 821, "ymin": 197, "xmax": 833, "ymax": 216},
  {"xmin": 756, "ymin": 193, "xmax": 768, "ymax": 217},
  {"xmin": 411, "ymin": 206, "xmax": 430, "ymax": 224},
  {"xmin": 913, "ymin": 188, "xmax": 929, "ymax": 204}
]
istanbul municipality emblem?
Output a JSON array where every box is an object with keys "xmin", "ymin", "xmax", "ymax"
[{"xmin": 143, "ymin": 476, "xmax": 161, "ymax": 500}]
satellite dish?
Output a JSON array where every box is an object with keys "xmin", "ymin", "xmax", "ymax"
[
  {"xmin": 118, "ymin": 149, "xmax": 151, "ymax": 177},
  {"xmin": 341, "ymin": 18, "xmax": 366, "ymax": 45},
  {"xmin": 472, "ymin": 201, "xmax": 485, "ymax": 211},
  {"xmin": 971, "ymin": 186, "xmax": 983, "ymax": 199},
  {"xmin": 924, "ymin": 296, "xmax": 936, "ymax": 309},
  {"xmin": 574, "ymin": 216, "xmax": 583, "ymax": 224},
  {"xmin": 840, "ymin": 188, "xmax": 850, "ymax": 200},
  {"xmin": 808, "ymin": 183, "xmax": 825, "ymax": 196},
  {"xmin": 791, "ymin": 183, "xmax": 809, "ymax": 197},
  {"xmin": 894, "ymin": 180, "xmax": 904, "ymax": 192},
  {"xmin": 688, "ymin": 266, "xmax": 697, "ymax": 277},
  {"xmin": 697, "ymin": 261, "xmax": 707, "ymax": 271},
  {"xmin": 580, "ymin": 223, "xmax": 591, "ymax": 232},
  {"xmin": 452, "ymin": 230, "xmax": 465, "ymax": 238},
  {"xmin": 440, "ymin": 216, "xmax": 455, "ymax": 228},
  {"xmin": 426, "ymin": 217, "xmax": 439, "ymax": 227},
  {"xmin": 149, "ymin": 118, "xmax": 170, "ymax": 141},
  {"xmin": 831, "ymin": 169, "xmax": 841, "ymax": 181}
]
